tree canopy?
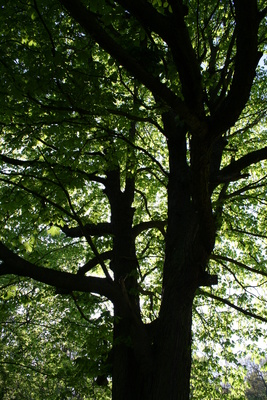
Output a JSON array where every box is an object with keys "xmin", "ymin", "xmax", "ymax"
[{"xmin": 0, "ymin": 0, "xmax": 267, "ymax": 399}]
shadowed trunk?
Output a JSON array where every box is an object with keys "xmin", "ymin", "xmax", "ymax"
[
  {"xmin": 110, "ymin": 114, "xmax": 214, "ymax": 400},
  {"xmin": 105, "ymin": 168, "xmax": 153, "ymax": 399},
  {"xmin": 150, "ymin": 116, "xmax": 204, "ymax": 400}
]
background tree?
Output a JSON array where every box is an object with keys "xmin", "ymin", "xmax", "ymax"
[
  {"xmin": 0, "ymin": 0, "xmax": 267, "ymax": 399},
  {"xmin": 245, "ymin": 359, "xmax": 267, "ymax": 400}
]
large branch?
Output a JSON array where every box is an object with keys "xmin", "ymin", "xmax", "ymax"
[
  {"xmin": 58, "ymin": 0, "xmax": 175, "ymax": 104},
  {"xmin": 62, "ymin": 222, "xmax": 113, "ymax": 238},
  {"xmin": 58, "ymin": 0, "xmax": 202, "ymax": 130},
  {"xmin": 166, "ymin": 0, "xmax": 203, "ymax": 112},
  {"xmin": 0, "ymin": 242, "xmax": 116, "ymax": 302},
  {"xmin": 115, "ymin": 0, "xmax": 169, "ymax": 40},
  {"xmin": 209, "ymin": 0, "xmax": 262, "ymax": 135},
  {"xmin": 217, "ymin": 146, "xmax": 267, "ymax": 183},
  {"xmin": 115, "ymin": 0, "xmax": 203, "ymax": 112},
  {"xmin": 223, "ymin": 177, "xmax": 266, "ymax": 199},
  {"xmin": 132, "ymin": 220, "xmax": 167, "ymax": 237}
]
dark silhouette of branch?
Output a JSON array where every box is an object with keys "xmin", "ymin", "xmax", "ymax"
[
  {"xmin": 116, "ymin": 0, "xmax": 204, "ymax": 112},
  {"xmin": 230, "ymin": 227, "xmax": 267, "ymax": 240},
  {"xmin": 59, "ymin": 0, "xmax": 201, "ymax": 130},
  {"xmin": 62, "ymin": 220, "xmax": 167, "ymax": 239},
  {"xmin": 0, "ymin": 154, "xmax": 105, "ymax": 184},
  {"xmin": 0, "ymin": 242, "xmax": 116, "ymax": 302},
  {"xmin": 78, "ymin": 251, "xmax": 113, "ymax": 276},
  {"xmin": 199, "ymin": 289, "xmax": 267, "ymax": 323},
  {"xmin": 209, "ymin": 0, "xmax": 262, "ymax": 135},
  {"xmin": 33, "ymin": 0, "xmax": 56, "ymax": 57},
  {"xmin": 223, "ymin": 176, "xmax": 267, "ymax": 199},
  {"xmin": 211, "ymin": 254, "xmax": 267, "ymax": 278},
  {"xmin": 62, "ymin": 223, "xmax": 113, "ymax": 238},
  {"xmin": 210, "ymin": 146, "xmax": 267, "ymax": 190},
  {"xmin": 132, "ymin": 220, "xmax": 167, "ymax": 237}
]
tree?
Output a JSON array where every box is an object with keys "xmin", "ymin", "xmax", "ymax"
[
  {"xmin": 245, "ymin": 359, "xmax": 267, "ymax": 400},
  {"xmin": 0, "ymin": 0, "xmax": 267, "ymax": 399}
]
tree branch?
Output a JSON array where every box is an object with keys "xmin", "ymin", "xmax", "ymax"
[
  {"xmin": 259, "ymin": 6, "xmax": 267, "ymax": 19},
  {"xmin": 62, "ymin": 222, "xmax": 113, "ymax": 238},
  {"xmin": 0, "ymin": 361, "xmax": 56, "ymax": 378},
  {"xmin": 214, "ymin": 146, "xmax": 267, "ymax": 186},
  {"xmin": 0, "ymin": 176, "xmax": 75, "ymax": 220},
  {"xmin": 33, "ymin": 0, "xmax": 56, "ymax": 57},
  {"xmin": 59, "ymin": 0, "xmax": 202, "ymax": 130},
  {"xmin": 132, "ymin": 220, "xmax": 167, "ymax": 237},
  {"xmin": 0, "ymin": 242, "xmax": 117, "ymax": 302},
  {"xmin": 78, "ymin": 250, "xmax": 113, "ymax": 276},
  {"xmin": 116, "ymin": 0, "xmax": 204, "ymax": 112},
  {"xmin": 222, "ymin": 176, "xmax": 266, "ymax": 199},
  {"xmin": 230, "ymin": 227, "xmax": 267, "ymax": 240},
  {"xmin": 198, "ymin": 288, "xmax": 267, "ymax": 323},
  {"xmin": 115, "ymin": 0, "xmax": 170, "ymax": 41},
  {"xmin": 108, "ymin": 128, "xmax": 169, "ymax": 177},
  {"xmin": 62, "ymin": 220, "xmax": 167, "ymax": 239},
  {"xmin": 211, "ymin": 254, "xmax": 267, "ymax": 278},
  {"xmin": 209, "ymin": 0, "xmax": 262, "ymax": 135},
  {"xmin": 0, "ymin": 154, "xmax": 105, "ymax": 184}
]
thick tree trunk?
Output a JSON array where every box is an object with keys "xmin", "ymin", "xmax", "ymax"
[
  {"xmin": 152, "ymin": 302, "xmax": 194, "ymax": 400},
  {"xmin": 110, "ymin": 185, "xmax": 199, "ymax": 399},
  {"xmin": 149, "ymin": 116, "xmax": 214, "ymax": 399},
  {"xmin": 151, "ymin": 168, "xmax": 199, "ymax": 398},
  {"xmin": 110, "ymin": 114, "xmax": 215, "ymax": 399},
  {"xmin": 112, "ymin": 290, "xmax": 195, "ymax": 400},
  {"xmin": 112, "ymin": 305, "xmax": 153, "ymax": 400}
]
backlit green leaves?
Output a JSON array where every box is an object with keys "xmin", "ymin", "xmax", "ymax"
[{"xmin": 0, "ymin": 0, "xmax": 267, "ymax": 398}]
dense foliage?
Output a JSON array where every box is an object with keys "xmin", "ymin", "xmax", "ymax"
[{"xmin": 0, "ymin": 0, "xmax": 267, "ymax": 398}]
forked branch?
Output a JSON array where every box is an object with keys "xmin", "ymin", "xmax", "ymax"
[{"xmin": 0, "ymin": 242, "xmax": 116, "ymax": 301}]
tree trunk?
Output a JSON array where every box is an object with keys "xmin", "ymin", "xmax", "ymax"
[
  {"xmin": 110, "ymin": 114, "xmax": 214, "ymax": 399},
  {"xmin": 105, "ymin": 168, "xmax": 153, "ymax": 399},
  {"xmin": 112, "ymin": 304, "xmax": 153, "ymax": 400},
  {"xmin": 149, "ymin": 115, "xmax": 214, "ymax": 399},
  {"xmin": 152, "ymin": 301, "xmax": 194, "ymax": 400},
  {"xmin": 112, "ymin": 290, "xmax": 194, "ymax": 400}
]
